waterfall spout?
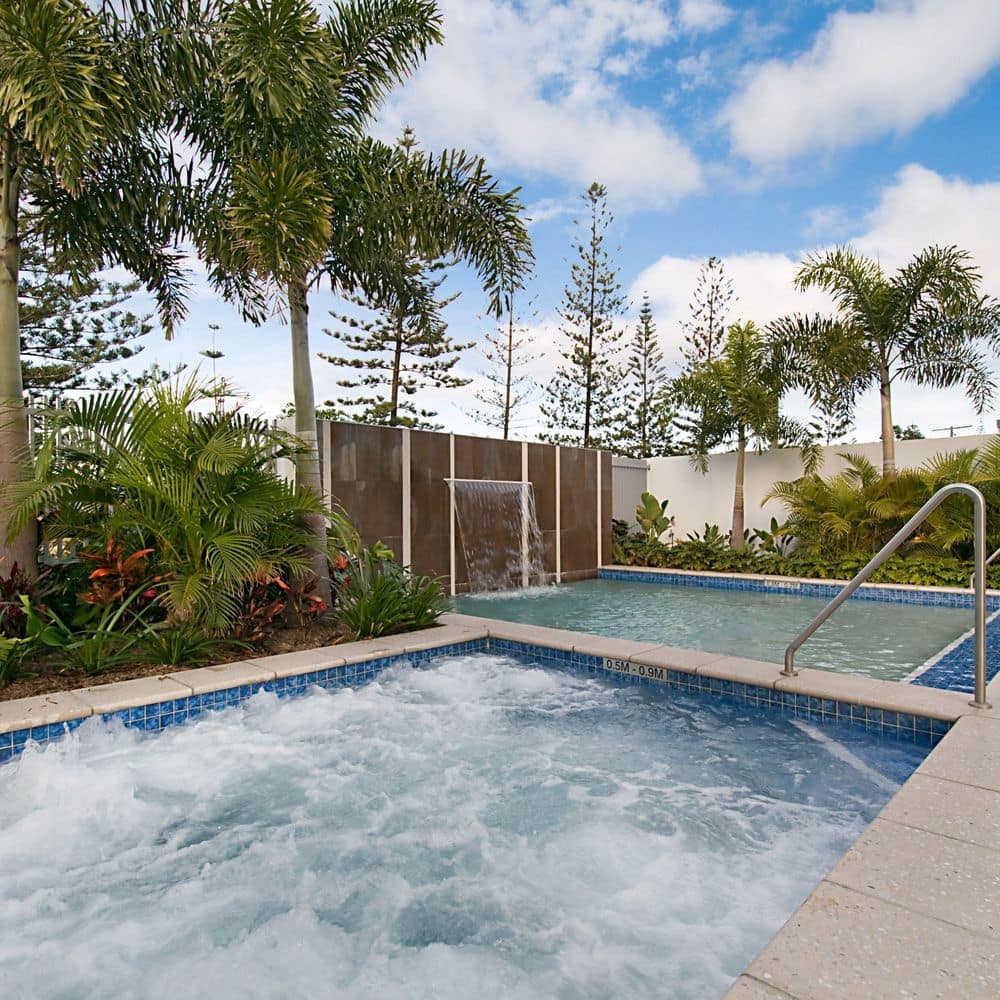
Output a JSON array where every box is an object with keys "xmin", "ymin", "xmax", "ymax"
[{"xmin": 448, "ymin": 479, "xmax": 547, "ymax": 592}]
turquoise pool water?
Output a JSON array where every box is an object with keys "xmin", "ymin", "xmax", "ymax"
[
  {"xmin": 456, "ymin": 579, "xmax": 972, "ymax": 681},
  {"xmin": 0, "ymin": 652, "xmax": 924, "ymax": 999}
]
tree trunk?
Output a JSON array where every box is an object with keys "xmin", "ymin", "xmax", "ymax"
[
  {"xmin": 879, "ymin": 369, "xmax": 896, "ymax": 479},
  {"xmin": 390, "ymin": 313, "xmax": 403, "ymax": 426},
  {"xmin": 0, "ymin": 133, "xmax": 35, "ymax": 578},
  {"xmin": 503, "ymin": 310, "xmax": 513, "ymax": 440},
  {"xmin": 287, "ymin": 275, "xmax": 332, "ymax": 607},
  {"xmin": 731, "ymin": 427, "xmax": 746, "ymax": 549},
  {"xmin": 583, "ymin": 211, "xmax": 598, "ymax": 449}
]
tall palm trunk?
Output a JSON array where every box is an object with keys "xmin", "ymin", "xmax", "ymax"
[
  {"xmin": 731, "ymin": 425, "xmax": 746, "ymax": 549},
  {"xmin": 287, "ymin": 275, "xmax": 331, "ymax": 605},
  {"xmin": 0, "ymin": 134, "xmax": 35, "ymax": 577},
  {"xmin": 878, "ymin": 365, "xmax": 896, "ymax": 479}
]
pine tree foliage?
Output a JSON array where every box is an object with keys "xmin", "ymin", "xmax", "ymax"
[
  {"xmin": 468, "ymin": 292, "xmax": 539, "ymax": 438},
  {"xmin": 320, "ymin": 260, "xmax": 471, "ymax": 430},
  {"xmin": 681, "ymin": 256, "xmax": 734, "ymax": 363},
  {"xmin": 540, "ymin": 182, "xmax": 626, "ymax": 448},
  {"xmin": 617, "ymin": 293, "xmax": 675, "ymax": 458},
  {"xmin": 19, "ymin": 228, "xmax": 152, "ymax": 400}
]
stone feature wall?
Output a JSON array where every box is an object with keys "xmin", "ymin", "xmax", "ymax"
[{"xmin": 317, "ymin": 421, "xmax": 612, "ymax": 594}]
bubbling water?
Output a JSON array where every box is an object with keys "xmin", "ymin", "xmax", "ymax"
[{"xmin": 0, "ymin": 654, "xmax": 924, "ymax": 999}]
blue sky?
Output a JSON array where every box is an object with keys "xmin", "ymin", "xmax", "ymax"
[{"xmin": 125, "ymin": 0, "xmax": 1000, "ymax": 444}]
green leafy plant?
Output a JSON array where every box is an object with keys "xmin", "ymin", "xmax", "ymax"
[
  {"xmin": 0, "ymin": 563, "xmax": 32, "ymax": 638},
  {"xmin": 21, "ymin": 595, "xmax": 74, "ymax": 650},
  {"xmin": 6, "ymin": 378, "xmax": 330, "ymax": 634},
  {"xmin": 686, "ymin": 523, "xmax": 728, "ymax": 550},
  {"xmin": 766, "ymin": 442, "xmax": 1000, "ymax": 560},
  {"xmin": 751, "ymin": 517, "xmax": 794, "ymax": 556},
  {"xmin": 0, "ymin": 637, "xmax": 30, "ymax": 686},
  {"xmin": 333, "ymin": 551, "xmax": 447, "ymax": 640},
  {"xmin": 140, "ymin": 626, "xmax": 247, "ymax": 668},
  {"xmin": 635, "ymin": 492, "xmax": 674, "ymax": 543}
]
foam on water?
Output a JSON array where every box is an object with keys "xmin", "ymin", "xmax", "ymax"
[{"xmin": 0, "ymin": 653, "xmax": 924, "ymax": 999}]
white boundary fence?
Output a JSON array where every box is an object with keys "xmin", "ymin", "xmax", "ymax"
[{"xmin": 611, "ymin": 456, "xmax": 649, "ymax": 524}]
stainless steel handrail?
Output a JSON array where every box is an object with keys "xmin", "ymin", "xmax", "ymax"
[
  {"xmin": 783, "ymin": 483, "xmax": 991, "ymax": 709},
  {"xmin": 971, "ymin": 545, "xmax": 1000, "ymax": 590}
]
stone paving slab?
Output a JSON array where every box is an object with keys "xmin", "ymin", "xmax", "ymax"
[
  {"xmin": 918, "ymin": 714, "xmax": 1000, "ymax": 793},
  {"xmin": 826, "ymin": 818, "xmax": 1000, "ymax": 938},
  {"xmin": 737, "ymin": 881, "xmax": 1000, "ymax": 1000},
  {"xmin": 879, "ymin": 773, "xmax": 1000, "ymax": 852}
]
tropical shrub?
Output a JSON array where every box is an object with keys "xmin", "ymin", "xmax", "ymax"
[
  {"xmin": 4, "ymin": 379, "xmax": 330, "ymax": 633},
  {"xmin": 766, "ymin": 443, "xmax": 1000, "ymax": 560},
  {"xmin": 333, "ymin": 550, "xmax": 447, "ymax": 640},
  {"xmin": 635, "ymin": 492, "xmax": 674, "ymax": 543},
  {"xmin": 614, "ymin": 534, "xmax": 1000, "ymax": 589}
]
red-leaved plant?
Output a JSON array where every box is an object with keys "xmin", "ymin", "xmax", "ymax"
[{"xmin": 79, "ymin": 540, "xmax": 163, "ymax": 608}]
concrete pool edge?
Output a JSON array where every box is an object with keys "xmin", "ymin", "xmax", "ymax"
[{"xmin": 2, "ymin": 614, "xmax": 993, "ymax": 755}]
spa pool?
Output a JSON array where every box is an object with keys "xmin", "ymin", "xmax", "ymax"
[{"xmin": 0, "ymin": 651, "xmax": 926, "ymax": 999}]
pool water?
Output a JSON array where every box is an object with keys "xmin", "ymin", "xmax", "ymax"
[
  {"xmin": 457, "ymin": 579, "xmax": 972, "ymax": 680},
  {"xmin": 0, "ymin": 653, "xmax": 925, "ymax": 999}
]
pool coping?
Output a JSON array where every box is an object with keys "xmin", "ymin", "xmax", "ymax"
[
  {"xmin": 2, "ymin": 615, "xmax": 991, "ymax": 751},
  {"xmin": 2, "ymin": 615, "xmax": 999, "ymax": 998}
]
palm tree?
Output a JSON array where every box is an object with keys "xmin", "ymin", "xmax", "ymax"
[
  {"xmin": 672, "ymin": 321, "xmax": 791, "ymax": 548},
  {"xmin": 770, "ymin": 245, "xmax": 1000, "ymax": 478},
  {"xmin": 190, "ymin": 0, "xmax": 533, "ymax": 599},
  {"xmin": 0, "ymin": 0, "xmax": 199, "ymax": 577}
]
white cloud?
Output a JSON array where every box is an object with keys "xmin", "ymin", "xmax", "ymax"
[
  {"xmin": 855, "ymin": 164, "xmax": 1000, "ymax": 295},
  {"xmin": 720, "ymin": 0, "xmax": 1000, "ymax": 163},
  {"xmin": 380, "ymin": 0, "xmax": 702, "ymax": 205},
  {"xmin": 678, "ymin": 0, "xmax": 732, "ymax": 33},
  {"xmin": 675, "ymin": 50, "xmax": 713, "ymax": 90},
  {"xmin": 631, "ymin": 164, "xmax": 1000, "ymax": 440},
  {"xmin": 630, "ymin": 251, "xmax": 834, "ymax": 359}
]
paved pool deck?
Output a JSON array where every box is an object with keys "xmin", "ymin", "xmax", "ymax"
[{"xmin": 1, "ymin": 613, "xmax": 998, "ymax": 998}]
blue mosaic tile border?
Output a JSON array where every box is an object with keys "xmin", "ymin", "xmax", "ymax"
[
  {"xmin": 911, "ymin": 609, "xmax": 1000, "ymax": 694},
  {"xmin": 0, "ymin": 639, "xmax": 483, "ymax": 765},
  {"xmin": 0, "ymin": 632, "xmax": 951, "ymax": 765},
  {"xmin": 487, "ymin": 637, "xmax": 951, "ymax": 747},
  {"xmin": 599, "ymin": 567, "xmax": 1000, "ymax": 610}
]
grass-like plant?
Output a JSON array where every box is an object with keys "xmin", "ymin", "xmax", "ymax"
[
  {"xmin": 141, "ymin": 626, "xmax": 247, "ymax": 668},
  {"xmin": 333, "ymin": 550, "xmax": 446, "ymax": 640}
]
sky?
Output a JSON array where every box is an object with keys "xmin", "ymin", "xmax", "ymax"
[{"xmin": 117, "ymin": 0, "xmax": 1000, "ymax": 446}]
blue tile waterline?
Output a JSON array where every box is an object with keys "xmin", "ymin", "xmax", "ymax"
[
  {"xmin": 0, "ymin": 634, "xmax": 952, "ymax": 765},
  {"xmin": 599, "ymin": 567, "xmax": 1000, "ymax": 610}
]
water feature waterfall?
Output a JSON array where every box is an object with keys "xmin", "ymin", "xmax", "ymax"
[{"xmin": 450, "ymin": 479, "xmax": 547, "ymax": 592}]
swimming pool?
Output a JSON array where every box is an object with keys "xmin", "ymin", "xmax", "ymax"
[
  {"xmin": 456, "ymin": 578, "xmax": 973, "ymax": 681},
  {"xmin": 0, "ymin": 651, "xmax": 926, "ymax": 999}
]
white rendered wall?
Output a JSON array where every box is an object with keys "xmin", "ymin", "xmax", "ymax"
[{"xmin": 646, "ymin": 434, "xmax": 998, "ymax": 540}]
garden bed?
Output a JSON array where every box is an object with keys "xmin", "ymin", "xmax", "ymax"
[{"xmin": 0, "ymin": 621, "xmax": 347, "ymax": 703}]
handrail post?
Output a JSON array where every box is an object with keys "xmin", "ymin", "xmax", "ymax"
[
  {"xmin": 782, "ymin": 484, "xmax": 991, "ymax": 709},
  {"xmin": 971, "ymin": 488, "xmax": 989, "ymax": 708}
]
